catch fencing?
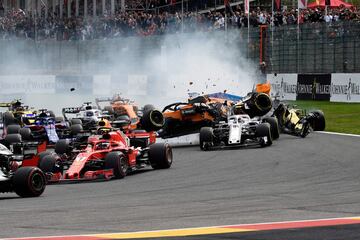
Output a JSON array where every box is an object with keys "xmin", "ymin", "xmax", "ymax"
[
  {"xmin": 264, "ymin": 22, "xmax": 360, "ymax": 74},
  {"xmin": 1, "ymin": 22, "xmax": 360, "ymax": 76}
]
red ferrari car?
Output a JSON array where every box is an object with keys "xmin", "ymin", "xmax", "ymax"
[{"xmin": 37, "ymin": 127, "xmax": 173, "ymax": 183}]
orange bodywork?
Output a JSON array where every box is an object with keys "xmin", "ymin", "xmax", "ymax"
[
  {"xmin": 110, "ymin": 101, "xmax": 140, "ymax": 130},
  {"xmin": 256, "ymin": 82, "xmax": 271, "ymax": 95},
  {"xmin": 163, "ymin": 97, "xmax": 231, "ymax": 122}
]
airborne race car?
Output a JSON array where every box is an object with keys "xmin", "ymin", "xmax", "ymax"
[
  {"xmin": 0, "ymin": 138, "xmax": 46, "ymax": 198},
  {"xmin": 158, "ymin": 94, "xmax": 234, "ymax": 139},
  {"xmin": 199, "ymin": 92, "xmax": 279, "ymax": 150},
  {"xmin": 272, "ymin": 102, "xmax": 326, "ymax": 138},
  {"xmin": 37, "ymin": 127, "xmax": 173, "ymax": 183}
]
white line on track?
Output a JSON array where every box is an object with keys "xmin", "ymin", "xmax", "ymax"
[{"xmin": 318, "ymin": 131, "xmax": 360, "ymax": 138}]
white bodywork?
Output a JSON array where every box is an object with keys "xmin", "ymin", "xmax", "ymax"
[
  {"xmin": 0, "ymin": 143, "xmax": 13, "ymax": 156},
  {"xmin": 227, "ymin": 114, "xmax": 255, "ymax": 145},
  {"xmin": 0, "ymin": 143, "xmax": 13, "ymax": 181},
  {"xmin": 75, "ymin": 109, "xmax": 103, "ymax": 122}
]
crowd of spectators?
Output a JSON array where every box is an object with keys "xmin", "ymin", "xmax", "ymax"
[{"xmin": 0, "ymin": 3, "xmax": 359, "ymax": 41}]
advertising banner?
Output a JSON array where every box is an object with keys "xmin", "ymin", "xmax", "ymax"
[
  {"xmin": 296, "ymin": 74, "xmax": 331, "ymax": 101},
  {"xmin": 0, "ymin": 75, "xmax": 55, "ymax": 94},
  {"xmin": 267, "ymin": 73, "xmax": 297, "ymax": 101},
  {"xmin": 330, "ymin": 74, "xmax": 360, "ymax": 102}
]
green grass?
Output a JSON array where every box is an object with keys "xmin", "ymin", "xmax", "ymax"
[{"xmin": 286, "ymin": 100, "xmax": 360, "ymax": 135}]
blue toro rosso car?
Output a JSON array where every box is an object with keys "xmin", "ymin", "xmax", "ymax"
[{"xmin": 4, "ymin": 110, "xmax": 83, "ymax": 145}]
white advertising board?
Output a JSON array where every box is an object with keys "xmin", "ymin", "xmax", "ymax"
[
  {"xmin": 330, "ymin": 74, "xmax": 360, "ymax": 102},
  {"xmin": 267, "ymin": 73, "xmax": 297, "ymax": 101}
]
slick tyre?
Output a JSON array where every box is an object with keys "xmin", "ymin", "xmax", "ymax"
[
  {"xmin": 70, "ymin": 119, "xmax": 82, "ymax": 125},
  {"xmin": 311, "ymin": 110, "xmax": 325, "ymax": 131},
  {"xmin": 70, "ymin": 124, "xmax": 83, "ymax": 135},
  {"xmin": 262, "ymin": 117, "xmax": 280, "ymax": 140},
  {"xmin": 149, "ymin": 143, "xmax": 173, "ymax": 169},
  {"xmin": 19, "ymin": 128, "xmax": 32, "ymax": 141},
  {"xmin": 48, "ymin": 111, "xmax": 56, "ymax": 118},
  {"xmin": 55, "ymin": 116, "xmax": 64, "ymax": 123},
  {"xmin": 38, "ymin": 155, "xmax": 57, "ymax": 173},
  {"xmin": 199, "ymin": 127, "xmax": 214, "ymax": 150},
  {"xmin": 256, "ymin": 123, "xmax": 273, "ymax": 147},
  {"xmin": 105, "ymin": 152, "xmax": 128, "ymax": 179},
  {"xmin": 5, "ymin": 133, "xmax": 22, "ymax": 145},
  {"xmin": 13, "ymin": 167, "xmax": 46, "ymax": 198},
  {"xmin": 55, "ymin": 139, "xmax": 71, "ymax": 155},
  {"xmin": 7, "ymin": 124, "xmax": 21, "ymax": 134},
  {"xmin": 141, "ymin": 110, "xmax": 165, "ymax": 132},
  {"xmin": 143, "ymin": 104, "xmax": 155, "ymax": 112}
]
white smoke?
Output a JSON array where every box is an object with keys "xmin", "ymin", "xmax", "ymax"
[{"xmin": 0, "ymin": 30, "xmax": 258, "ymax": 114}]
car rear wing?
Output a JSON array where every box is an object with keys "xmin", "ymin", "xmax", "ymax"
[
  {"xmin": 62, "ymin": 107, "xmax": 81, "ymax": 120},
  {"xmin": 95, "ymin": 95, "xmax": 134, "ymax": 109}
]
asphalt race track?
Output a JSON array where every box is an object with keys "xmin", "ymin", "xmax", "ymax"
[{"xmin": 0, "ymin": 132, "xmax": 360, "ymax": 238}]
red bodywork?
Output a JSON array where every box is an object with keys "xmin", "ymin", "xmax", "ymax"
[
  {"xmin": 21, "ymin": 141, "xmax": 48, "ymax": 167},
  {"xmin": 49, "ymin": 130, "xmax": 140, "ymax": 183}
]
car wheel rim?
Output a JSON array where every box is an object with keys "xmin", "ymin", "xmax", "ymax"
[
  {"xmin": 31, "ymin": 172, "xmax": 44, "ymax": 191},
  {"xmin": 166, "ymin": 146, "xmax": 173, "ymax": 164},
  {"xmin": 120, "ymin": 158, "xmax": 127, "ymax": 173}
]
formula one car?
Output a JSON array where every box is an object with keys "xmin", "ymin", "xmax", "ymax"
[
  {"xmin": 95, "ymin": 95, "xmax": 164, "ymax": 133},
  {"xmin": 3, "ymin": 110, "xmax": 80, "ymax": 145},
  {"xmin": 0, "ymin": 99, "xmax": 55, "ymax": 127},
  {"xmin": 62, "ymin": 102, "xmax": 108, "ymax": 131},
  {"xmin": 37, "ymin": 127, "xmax": 173, "ymax": 183},
  {"xmin": 160, "ymin": 91, "xmax": 274, "ymax": 139},
  {"xmin": 0, "ymin": 136, "xmax": 46, "ymax": 197},
  {"xmin": 272, "ymin": 103, "xmax": 326, "ymax": 138},
  {"xmin": 199, "ymin": 111, "xmax": 278, "ymax": 150},
  {"xmin": 159, "ymin": 94, "xmax": 233, "ymax": 138}
]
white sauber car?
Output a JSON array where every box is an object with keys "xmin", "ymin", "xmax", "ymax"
[{"xmin": 199, "ymin": 111, "xmax": 279, "ymax": 151}]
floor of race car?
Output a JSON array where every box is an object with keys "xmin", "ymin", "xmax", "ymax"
[{"xmin": 0, "ymin": 132, "xmax": 359, "ymax": 239}]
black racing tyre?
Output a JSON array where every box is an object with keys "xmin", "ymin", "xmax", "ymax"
[
  {"xmin": 141, "ymin": 110, "xmax": 165, "ymax": 132},
  {"xmin": 149, "ymin": 143, "xmax": 173, "ymax": 169},
  {"xmin": 105, "ymin": 152, "xmax": 128, "ymax": 179},
  {"xmin": 38, "ymin": 155, "xmax": 57, "ymax": 173},
  {"xmin": 13, "ymin": 167, "xmax": 46, "ymax": 198},
  {"xmin": 104, "ymin": 106, "xmax": 114, "ymax": 114},
  {"xmin": 48, "ymin": 111, "xmax": 56, "ymax": 118},
  {"xmin": 7, "ymin": 124, "xmax": 21, "ymax": 134},
  {"xmin": 5, "ymin": 133, "xmax": 22, "ymax": 144},
  {"xmin": 3, "ymin": 111, "xmax": 15, "ymax": 126},
  {"xmin": 70, "ymin": 119, "xmax": 82, "ymax": 125},
  {"xmin": 310, "ymin": 110, "xmax": 325, "ymax": 131},
  {"xmin": 199, "ymin": 127, "xmax": 214, "ymax": 150},
  {"xmin": 55, "ymin": 139, "xmax": 71, "ymax": 155},
  {"xmin": 262, "ymin": 117, "xmax": 280, "ymax": 140},
  {"xmin": 19, "ymin": 128, "xmax": 32, "ymax": 141},
  {"xmin": 143, "ymin": 104, "xmax": 155, "ymax": 113},
  {"xmin": 256, "ymin": 123, "xmax": 273, "ymax": 147},
  {"xmin": 38, "ymin": 151, "xmax": 52, "ymax": 162},
  {"xmin": 55, "ymin": 116, "xmax": 64, "ymax": 123},
  {"xmin": 70, "ymin": 124, "xmax": 83, "ymax": 135}
]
